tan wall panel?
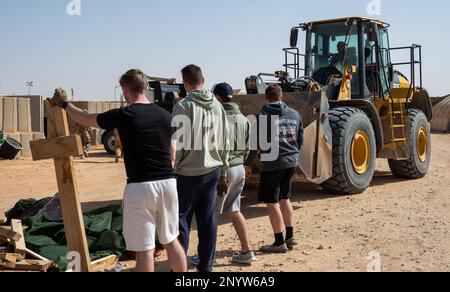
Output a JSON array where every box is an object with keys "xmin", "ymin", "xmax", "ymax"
[
  {"xmin": 101, "ymin": 102, "xmax": 110, "ymax": 113},
  {"xmin": 2, "ymin": 97, "xmax": 18, "ymax": 132},
  {"xmin": 0, "ymin": 96, "xmax": 3, "ymax": 129},
  {"xmin": 20, "ymin": 132, "xmax": 34, "ymax": 157},
  {"xmin": 17, "ymin": 98, "xmax": 32, "ymax": 132}
]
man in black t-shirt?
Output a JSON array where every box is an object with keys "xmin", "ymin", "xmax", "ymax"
[{"xmin": 49, "ymin": 69, "xmax": 187, "ymax": 273}]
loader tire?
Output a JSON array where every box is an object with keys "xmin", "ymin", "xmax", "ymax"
[
  {"xmin": 321, "ymin": 107, "xmax": 377, "ymax": 195},
  {"xmin": 102, "ymin": 129, "xmax": 116, "ymax": 156},
  {"xmin": 388, "ymin": 109, "xmax": 431, "ymax": 179}
]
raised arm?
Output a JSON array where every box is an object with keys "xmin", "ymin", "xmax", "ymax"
[{"xmin": 49, "ymin": 88, "xmax": 100, "ymax": 128}]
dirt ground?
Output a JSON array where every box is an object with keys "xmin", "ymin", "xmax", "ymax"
[{"xmin": 0, "ymin": 133, "xmax": 449, "ymax": 272}]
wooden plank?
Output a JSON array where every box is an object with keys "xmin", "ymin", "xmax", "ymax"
[
  {"xmin": 45, "ymin": 100, "xmax": 70, "ymax": 139},
  {"xmin": 90, "ymin": 255, "xmax": 119, "ymax": 272},
  {"xmin": 11, "ymin": 260, "xmax": 53, "ymax": 272},
  {"xmin": 46, "ymin": 103, "xmax": 91, "ymax": 272},
  {"xmin": 30, "ymin": 135, "xmax": 83, "ymax": 161},
  {"xmin": 25, "ymin": 248, "xmax": 51, "ymax": 262},
  {"xmin": 11, "ymin": 220, "xmax": 26, "ymax": 253},
  {"xmin": 0, "ymin": 259, "xmax": 16, "ymax": 270},
  {"xmin": 0, "ymin": 252, "xmax": 17, "ymax": 263},
  {"xmin": 0, "ymin": 226, "xmax": 22, "ymax": 242},
  {"xmin": 0, "ymin": 225, "xmax": 29, "ymax": 231}
]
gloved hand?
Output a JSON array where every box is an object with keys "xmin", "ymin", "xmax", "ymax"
[
  {"xmin": 217, "ymin": 176, "xmax": 229, "ymax": 197},
  {"xmin": 48, "ymin": 88, "xmax": 69, "ymax": 108}
]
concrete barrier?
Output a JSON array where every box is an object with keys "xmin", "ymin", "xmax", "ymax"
[
  {"xmin": 101, "ymin": 102, "xmax": 110, "ymax": 113},
  {"xmin": 20, "ymin": 132, "xmax": 34, "ymax": 157},
  {"xmin": 2, "ymin": 97, "xmax": 18, "ymax": 133},
  {"xmin": 95, "ymin": 102, "xmax": 103, "ymax": 113},
  {"xmin": 17, "ymin": 98, "xmax": 32, "ymax": 133},
  {"xmin": 0, "ymin": 96, "xmax": 3, "ymax": 130},
  {"xmin": 33, "ymin": 132, "xmax": 46, "ymax": 141}
]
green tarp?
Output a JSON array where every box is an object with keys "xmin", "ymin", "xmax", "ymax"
[{"xmin": 5, "ymin": 199, "xmax": 126, "ymax": 272}]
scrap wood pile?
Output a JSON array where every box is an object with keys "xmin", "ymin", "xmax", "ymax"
[
  {"xmin": 0, "ymin": 218, "xmax": 53, "ymax": 272},
  {"xmin": 0, "ymin": 194, "xmax": 128, "ymax": 272}
]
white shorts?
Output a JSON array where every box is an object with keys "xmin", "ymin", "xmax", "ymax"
[
  {"xmin": 123, "ymin": 178, "xmax": 179, "ymax": 252},
  {"xmin": 217, "ymin": 165, "xmax": 246, "ymax": 214}
]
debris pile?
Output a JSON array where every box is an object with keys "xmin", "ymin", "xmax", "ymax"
[
  {"xmin": 431, "ymin": 95, "xmax": 450, "ymax": 132},
  {"xmin": 0, "ymin": 218, "xmax": 54, "ymax": 272},
  {"xmin": 1, "ymin": 195, "xmax": 126, "ymax": 272}
]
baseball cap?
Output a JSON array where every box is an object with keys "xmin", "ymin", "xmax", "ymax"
[{"xmin": 213, "ymin": 83, "xmax": 234, "ymax": 99}]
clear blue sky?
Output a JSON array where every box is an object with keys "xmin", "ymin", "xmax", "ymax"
[{"xmin": 1, "ymin": 0, "xmax": 449, "ymax": 99}]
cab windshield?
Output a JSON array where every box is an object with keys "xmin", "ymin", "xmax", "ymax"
[{"xmin": 306, "ymin": 22, "xmax": 360, "ymax": 95}]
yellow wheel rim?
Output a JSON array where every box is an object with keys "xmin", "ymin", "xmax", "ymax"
[
  {"xmin": 417, "ymin": 127, "xmax": 428, "ymax": 162},
  {"xmin": 351, "ymin": 130, "xmax": 371, "ymax": 175}
]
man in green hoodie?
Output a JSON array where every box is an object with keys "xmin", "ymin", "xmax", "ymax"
[
  {"xmin": 213, "ymin": 83, "xmax": 257, "ymax": 264},
  {"xmin": 172, "ymin": 65, "xmax": 229, "ymax": 272}
]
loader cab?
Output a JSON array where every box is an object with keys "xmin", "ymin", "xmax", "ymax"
[{"xmin": 290, "ymin": 17, "xmax": 393, "ymax": 100}]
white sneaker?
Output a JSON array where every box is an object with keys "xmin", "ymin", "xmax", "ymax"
[{"xmin": 231, "ymin": 251, "xmax": 257, "ymax": 264}]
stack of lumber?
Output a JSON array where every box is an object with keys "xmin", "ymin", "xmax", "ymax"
[{"xmin": 0, "ymin": 219, "xmax": 54, "ymax": 272}]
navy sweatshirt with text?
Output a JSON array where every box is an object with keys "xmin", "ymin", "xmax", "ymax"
[{"xmin": 256, "ymin": 102, "xmax": 304, "ymax": 172}]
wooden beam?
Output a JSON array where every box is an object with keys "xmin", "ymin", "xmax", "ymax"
[
  {"xmin": 25, "ymin": 248, "xmax": 51, "ymax": 262},
  {"xmin": 44, "ymin": 101, "xmax": 91, "ymax": 272},
  {"xmin": 11, "ymin": 220, "xmax": 26, "ymax": 253},
  {"xmin": 0, "ymin": 259, "xmax": 16, "ymax": 270},
  {"xmin": 0, "ymin": 252, "xmax": 17, "ymax": 263},
  {"xmin": 0, "ymin": 226, "xmax": 21, "ymax": 242},
  {"xmin": 10, "ymin": 260, "xmax": 54, "ymax": 272},
  {"xmin": 90, "ymin": 255, "xmax": 119, "ymax": 272},
  {"xmin": 30, "ymin": 135, "xmax": 83, "ymax": 161},
  {"xmin": 45, "ymin": 100, "xmax": 70, "ymax": 139}
]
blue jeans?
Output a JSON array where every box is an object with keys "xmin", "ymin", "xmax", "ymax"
[{"xmin": 177, "ymin": 168, "xmax": 221, "ymax": 272}]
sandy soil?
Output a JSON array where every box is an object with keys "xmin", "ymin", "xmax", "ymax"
[{"xmin": 0, "ymin": 134, "xmax": 449, "ymax": 272}]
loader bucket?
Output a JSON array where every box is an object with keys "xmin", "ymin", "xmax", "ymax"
[{"xmin": 234, "ymin": 89, "xmax": 333, "ymax": 184}]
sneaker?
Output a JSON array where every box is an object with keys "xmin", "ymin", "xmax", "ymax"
[
  {"xmin": 260, "ymin": 243, "xmax": 289, "ymax": 254},
  {"xmin": 189, "ymin": 255, "xmax": 218, "ymax": 267},
  {"xmin": 285, "ymin": 237, "xmax": 298, "ymax": 249},
  {"xmin": 232, "ymin": 251, "xmax": 257, "ymax": 264}
]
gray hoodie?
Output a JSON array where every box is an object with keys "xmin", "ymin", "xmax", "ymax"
[{"xmin": 172, "ymin": 89, "xmax": 230, "ymax": 177}]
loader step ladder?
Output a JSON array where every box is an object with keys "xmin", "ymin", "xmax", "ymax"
[{"xmin": 390, "ymin": 102, "xmax": 407, "ymax": 143}]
